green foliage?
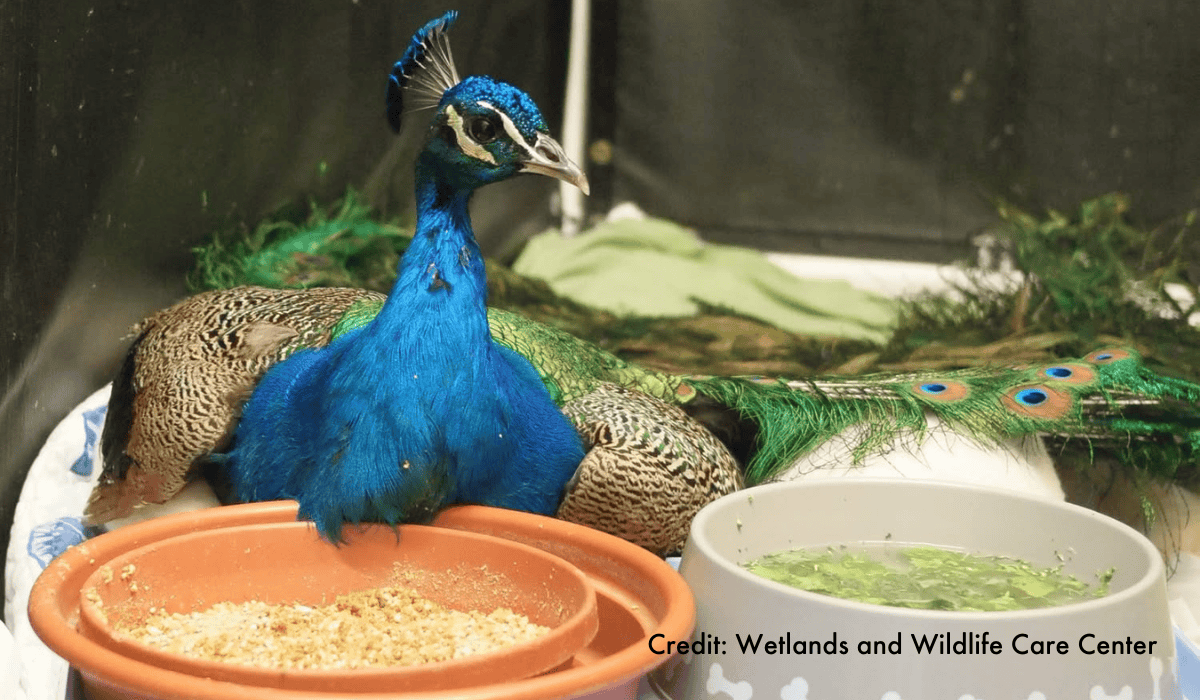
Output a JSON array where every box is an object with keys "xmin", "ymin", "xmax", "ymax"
[
  {"xmin": 879, "ymin": 194, "xmax": 1200, "ymax": 381},
  {"xmin": 188, "ymin": 189, "xmax": 413, "ymax": 293},
  {"xmin": 1002, "ymin": 194, "xmax": 1199, "ymax": 320}
]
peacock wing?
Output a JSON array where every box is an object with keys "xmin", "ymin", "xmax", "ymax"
[
  {"xmin": 84, "ymin": 286, "xmax": 385, "ymax": 525},
  {"xmin": 557, "ymin": 383, "xmax": 742, "ymax": 555},
  {"xmin": 484, "ymin": 309, "xmax": 743, "ymax": 553}
]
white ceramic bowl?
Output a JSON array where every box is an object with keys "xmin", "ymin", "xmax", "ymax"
[{"xmin": 651, "ymin": 478, "xmax": 1178, "ymax": 699}]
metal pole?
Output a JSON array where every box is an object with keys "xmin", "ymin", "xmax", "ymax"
[{"xmin": 559, "ymin": 0, "xmax": 591, "ymax": 236}]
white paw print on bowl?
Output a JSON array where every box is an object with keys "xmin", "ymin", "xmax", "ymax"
[
  {"xmin": 780, "ymin": 676, "xmax": 808, "ymax": 699},
  {"xmin": 706, "ymin": 663, "xmax": 751, "ymax": 700}
]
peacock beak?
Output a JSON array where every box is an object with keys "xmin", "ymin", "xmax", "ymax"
[{"xmin": 520, "ymin": 134, "xmax": 590, "ymax": 195}]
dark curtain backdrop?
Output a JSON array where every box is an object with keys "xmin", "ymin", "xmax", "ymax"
[
  {"xmin": 590, "ymin": 0, "xmax": 1199, "ymax": 261},
  {"xmin": 3, "ymin": 0, "xmax": 1198, "ymax": 605}
]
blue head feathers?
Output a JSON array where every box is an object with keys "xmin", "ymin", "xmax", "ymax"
[{"xmin": 385, "ymin": 11, "xmax": 588, "ymax": 194}]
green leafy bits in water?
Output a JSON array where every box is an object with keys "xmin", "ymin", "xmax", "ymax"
[{"xmin": 743, "ymin": 545, "xmax": 1113, "ymax": 612}]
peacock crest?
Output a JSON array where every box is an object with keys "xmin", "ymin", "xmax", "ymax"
[{"xmin": 387, "ymin": 10, "xmax": 462, "ymax": 129}]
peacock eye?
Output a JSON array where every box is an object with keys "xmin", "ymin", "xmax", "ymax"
[{"xmin": 466, "ymin": 116, "xmax": 498, "ymax": 144}]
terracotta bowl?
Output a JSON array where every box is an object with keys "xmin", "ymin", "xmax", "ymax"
[
  {"xmin": 74, "ymin": 522, "xmax": 598, "ymax": 692},
  {"xmin": 651, "ymin": 479, "xmax": 1179, "ymax": 700},
  {"xmin": 30, "ymin": 501, "xmax": 695, "ymax": 700}
]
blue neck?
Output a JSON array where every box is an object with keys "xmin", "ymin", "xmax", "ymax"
[{"xmin": 373, "ymin": 154, "xmax": 489, "ymax": 343}]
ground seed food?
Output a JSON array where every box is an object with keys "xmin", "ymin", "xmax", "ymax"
[{"xmin": 114, "ymin": 586, "xmax": 550, "ymax": 670}]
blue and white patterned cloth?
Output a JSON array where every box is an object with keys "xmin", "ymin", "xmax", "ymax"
[{"xmin": 4, "ymin": 387, "xmax": 110, "ymax": 700}]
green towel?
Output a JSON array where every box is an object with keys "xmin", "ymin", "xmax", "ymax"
[{"xmin": 513, "ymin": 217, "xmax": 898, "ymax": 343}]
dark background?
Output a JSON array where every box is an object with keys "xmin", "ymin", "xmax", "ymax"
[{"xmin": 3, "ymin": 0, "xmax": 1198, "ymax": 603}]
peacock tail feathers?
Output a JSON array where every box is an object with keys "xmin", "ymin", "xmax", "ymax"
[
  {"xmin": 187, "ymin": 191, "xmax": 1200, "ymax": 390},
  {"xmin": 687, "ymin": 347, "xmax": 1200, "ymax": 486}
]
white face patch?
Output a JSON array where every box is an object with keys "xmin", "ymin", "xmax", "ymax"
[
  {"xmin": 477, "ymin": 101, "xmax": 537, "ymax": 157},
  {"xmin": 444, "ymin": 104, "xmax": 497, "ymax": 165}
]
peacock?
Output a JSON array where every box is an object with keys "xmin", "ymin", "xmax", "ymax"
[
  {"xmin": 89, "ymin": 11, "xmax": 591, "ymax": 540},
  {"xmin": 85, "ymin": 12, "xmax": 1200, "ymax": 557}
]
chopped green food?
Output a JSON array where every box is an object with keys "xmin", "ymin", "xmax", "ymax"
[{"xmin": 743, "ymin": 545, "xmax": 1114, "ymax": 612}]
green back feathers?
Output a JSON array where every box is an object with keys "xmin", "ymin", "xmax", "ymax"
[
  {"xmin": 487, "ymin": 309, "xmax": 690, "ymax": 405},
  {"xmin": 326, "ymin": 297, "xmax": 688, "ymax": 407},
  {"xmin": 690, "ymin": 348, "xmax": 1200, "ymax": 485},
  {"xmin": 330, "ymin": 296, "xmax": 386, "ymax": 341}
]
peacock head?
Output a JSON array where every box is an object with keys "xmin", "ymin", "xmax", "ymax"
[{"xmin": 387, "ymin": 11, "xmax": 588, "ymax": 195}]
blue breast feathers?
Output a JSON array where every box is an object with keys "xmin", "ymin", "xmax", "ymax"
[{"xmin": 225, "ymin": 297, "xmax": 586, "ymax": 540}]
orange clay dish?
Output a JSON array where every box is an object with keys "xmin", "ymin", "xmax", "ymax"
[
  {"xmin": 28, "ymin": 502, "xmax": 695, "ymax": 700},
  {"xmin": 73, "ymin": 520, "xmax": 598, "ymax": 693}
]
